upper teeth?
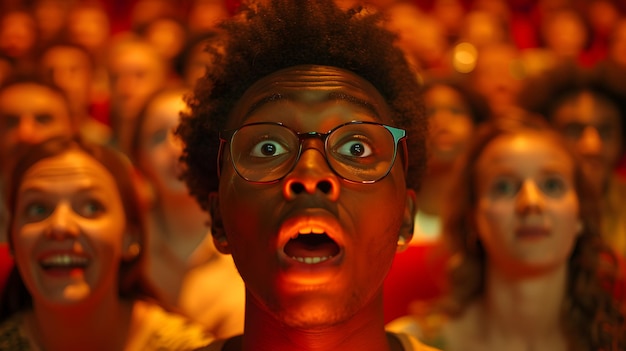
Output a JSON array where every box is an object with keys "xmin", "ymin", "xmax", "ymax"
[
  {"xmin": 297, "ymin": 227, "xmax": 324, "ymax": 235},
  {"xmin": 292, "ymin": 256, "xmax": 331, "ymax": 264},
  {"xmin": 41, "ymin": 255, "xmax": 88, "ymax": 267}
]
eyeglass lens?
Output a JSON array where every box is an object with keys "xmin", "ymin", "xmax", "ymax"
[{"xmin": 229, "ymin": 122, "xmax": 400, "ymax": 183}]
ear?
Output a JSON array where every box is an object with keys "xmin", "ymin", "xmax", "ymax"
[
  {"xmin": 209, "ymin": 192, "xmax": 230, "ymax": 254},
  {"xmin": 122, "ymin": 228, "xmax": 141, "ymax": 261},
  {"xmin": 398, "ymin": 189, "xmax": 417, "ymax": 252}
]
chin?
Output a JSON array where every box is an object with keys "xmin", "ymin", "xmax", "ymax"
[
  {"xmin": 268, "ymin": 294, "xmax": 360, "ymax": 330},
  {"xmin": 278, "ymin": 306, "xmax": 352, "ymax": 330}
]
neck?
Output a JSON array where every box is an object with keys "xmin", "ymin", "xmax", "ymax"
[
  {"xmin": 29, "ymin": 291, "xmax": 131, "ymax": 351},
  {"xmin": 237, "ymin": 291, "xmax": 394, "ymax": 351},
  {"xmin": 480, "ymin": 262, "xmax": 567, "ymax": 343}
]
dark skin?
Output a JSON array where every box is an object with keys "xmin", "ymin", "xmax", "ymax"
[{"xmin": 208, "ymin": 65, "xmax": 418, "ymax": 351}]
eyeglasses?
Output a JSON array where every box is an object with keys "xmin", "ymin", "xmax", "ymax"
[{"xmin": 218, "ymin": 121, "xmax": 407, "ymax": 184}]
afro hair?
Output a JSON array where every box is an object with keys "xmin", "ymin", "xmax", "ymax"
[{"xmin": 176, "ymin": 0, "xmax": 426, "ymax": 211}]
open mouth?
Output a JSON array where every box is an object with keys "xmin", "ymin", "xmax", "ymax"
[
  {"xmin": 515, "ymin": 227, "xmax": 550, "ymax": 239},
  {"xmin": 39, "ymin": 254, "xmax": 89, "ymax": 270},
  {"xmin": 283, "ymin": 228, "xmax": 340, "ymax": 264}
]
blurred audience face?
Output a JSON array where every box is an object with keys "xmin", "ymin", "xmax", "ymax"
[
  {"xmin": 385, "ymin": 4, "xmax": 447, "ymax": 72},
  {"xmin": 431, "ymin": 0, "xmax": 465, "ymax": 42},
  {"xmin": 473, "ymin": 131, "xmax": 580, "ymax": 275},
  {"xmin": 40, "ymin": 46, "xmax": 93, "ymax": 116},
  {"xmin": 109, "ymin": 39, "xmax": 166, "ymax": 121},
  {"xmin": 541, "ymin": 9, "xmax": 587, "ymax": 60},
  {"xmin": 11, "ymin": 149, "xmax": 127, "ymax": 304},
  {"xmin": 472, "ymin": 44, "xmax": 524, "ymax": 117},
  {"xmin": 108, "ymin": 38, "xmax": 167, "ymax": 153},
  {"xmin": 33, "ymin": 0, "xmax": 69, "ymax": 43},
  {"xmin": 586, "ymin": 0, "xmax": 620, "ymax": 39},
  {"xmin": 66, "ymin": 4, "xmax": 110, "ymax": 56},
  {"xmin": 0, "ymin": 83, "xmax": 74, "ymax": 170},
  {"xmin": 425, "ymin": 84, "xmax": 475, "ymax": 165},
  {"xmin": 0, "ymin": 11, "xmax": 37, "ymax": 60},
  {"xmin": 136, "ymin": 90, "xmax": 187, "ymax": 194},
  {"xmin": 460, "ymin": 10, "xmax": 508, "ymax": 49},
  {"xmin": 551, "ymin": 91, "xmax": 623, "ymax": 192},
  {"xmin": 142, "ymin": 18, "xmax": 186, "ymax": 63}
]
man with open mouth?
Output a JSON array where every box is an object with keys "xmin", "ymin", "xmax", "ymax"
[{"xmin": 177, "ymin": 1, "xmax": 437, "ymax": 350}]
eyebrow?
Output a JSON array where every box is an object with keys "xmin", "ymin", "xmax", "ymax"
[{"xmin": 244, "ymin": 91, "xmax": 381, "ymax": 119}]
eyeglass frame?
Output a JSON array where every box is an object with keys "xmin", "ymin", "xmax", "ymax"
[{"xmin": 217, "ymin": 120, "xmax": 408, "ymax": 184}]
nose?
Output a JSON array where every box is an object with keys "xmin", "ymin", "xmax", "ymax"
[
  {"xmin": 577, "ymin": 126, "xmax": 602, "ymax": 156},
  {"xmin": 515, "ymin": 180, "xmax": 545, "ymax": 215},
  {"xmin": 45, "ymin": 204, "xmax": 80, "ymax": 240},
  {"xmin": 16, "ymin": 118, "xmax": 37, "ymax": 144},
  {"xmin": 282, "ymin": 146, "xmax": 340, "ymax": 201}
]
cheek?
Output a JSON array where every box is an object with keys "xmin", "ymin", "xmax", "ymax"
[
  {"xmin": 348, "ymin": 181, "xmax": 406, "ymax": 253},
  {"xmin": 552, "ymin": 195, "xmax": 581, "ymax": 242},
  {"xmin": 11, "ymin": 225, "xmax": 38, "ymax": 264},
  {"xmin": 604, "ymin": 139, "xmax": 622, "ymax": 161},
  {"xmin": 456, "ymin": 119, "xmax": 474, "ymax": 142},
  {"xmin": 150, "ymin": 149, "xmax": 171, "ymax": 174},
  {"xmin": 142, "ymin": 147, "xmax": 170, "ymax": 176},
  {"xmin": 43, "ymin": 121, "xmax": 68, "ymax": 136},
  {"xmin": 11, "ymin": 225, "xmax": 47, "ymax": 292},
  {"xmin": 475, "ymin": 199, "xmax": 514, "ymax": 246},
  {"xmin": 219, "ymin": 177, "xmax": 279, "ymax": 249},
  {"xmin": 82, "ymin": 214, "xmax": 128, "ymax": 255}
]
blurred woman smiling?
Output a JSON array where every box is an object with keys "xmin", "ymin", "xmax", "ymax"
[{"xmin": 0, "ymin": 137, "xmax": 213, "ymax": 350}]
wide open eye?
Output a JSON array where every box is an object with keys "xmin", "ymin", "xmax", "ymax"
[
  {"xmin": 490, "ymin": 177, "xmax": 520, "ymax": 198},
  {"xmin": 233, "ymin": 124, "xmax": 296, "ymax": 161},
  {"xmin": 24, "ymin": 202, "xmax": 52, "ymax": 221},
  {"xmin": 539, "ymin": 175, "xmax": 568, "ymax": 198},
  {"xmin": 249, "ymin": 139, "xmax": 289, "ymax": 158},
  {"xmin": 334, "ymin": 138, "xmax": 374, "ymax": 158},
  {"xmin": 77, "ymin": 199, "xmax": 105, "ymax": 219}
]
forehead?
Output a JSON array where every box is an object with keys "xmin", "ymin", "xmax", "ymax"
[
  {"xmin": 476, "ymin": 132, "xmax": 574, "ymax": 173},
  {"xmin": 552, "ymin": 91, "xmax": 621, "ymax": 127},
  {"xmin": 0, "ymin": 83, "xmax": 69, "ymax": 116},
  {"xmin": 20, "ymin": 149, "xmax": 116, "ymax": 191},
  {"xmin": 110, "ymin": 43, "xmax": 161, "ymax": 70},
  {"xmin": 147, "ymin": 92, "xmax": 186, "ymax": 116},
  {"xmin": 227, "ymin": 65, "xmax": 392, "ymax": 129},
  {"xmin": 41, "ymin": 47, "xmax": 90, "ymax": 67}
]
